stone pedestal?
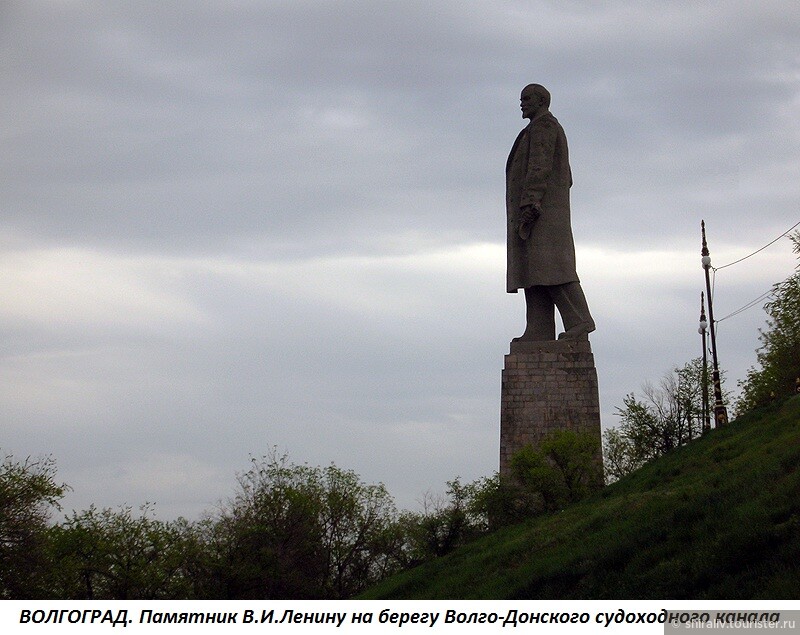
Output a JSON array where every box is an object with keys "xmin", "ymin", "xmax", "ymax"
[{"xmin": 500, "ymin": 339, "xmax": 601, "ymax": 477}]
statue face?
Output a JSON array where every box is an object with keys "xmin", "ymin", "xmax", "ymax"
[{"xmin": 520, "ymin": 87, "xmax": 542, "ymax": 119}]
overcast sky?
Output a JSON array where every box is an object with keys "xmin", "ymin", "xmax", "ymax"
[{"xmin": 2, "ymin": 0, "xmax": 799, "ymax": 519}]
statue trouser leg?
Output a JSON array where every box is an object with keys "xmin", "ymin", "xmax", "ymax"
[
  {"xmin": 548, "ymin": 282, "xmax": 596, "ymax": 340},
  {"xmin": 514, "ymin": 286, "xmax": 556, "ymax": 341}
]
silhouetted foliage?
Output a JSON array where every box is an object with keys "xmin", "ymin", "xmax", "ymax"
[
  {"xmin": 396, "ymin": 477, "xmax": 492, "ymax": 564},
  {"xmin": 604, "ymin": 358, "xmax": 724, "ymax": 482},
  {"xmin": 1, "ymin": 434, "xmax": 601, "ymax": 599},
  {"xmin": 0, "ymin": 453, "xmax": 66, "ymax": 598},
  {"xmin": 736, "ymin": 232, "xmax": 800, "ymax": 413},
  {"xmin": 47, "ymin": 505, "xmax": 199, "ymax": 599},
  {"xmin": 509, "ymin": 429, "xmax": 602, "ymax": 513},
  {"xmin": 2, "ymin": 449, "xmax": 406, "ymax": 599},
  {"xmin": 419, "ymin": 431, "xmax": 605, "ymax": 534},
  {"xmin": 205, "ymin": 451, "xmax": 399, "ymax": 599}
]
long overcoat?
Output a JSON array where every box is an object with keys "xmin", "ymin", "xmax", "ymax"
[{"xmin": 506, "ymin": 110, "xmax": 579, "ymax": 292}]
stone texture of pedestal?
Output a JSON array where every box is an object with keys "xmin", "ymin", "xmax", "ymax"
[{"xmin": 500, "ymin": 339, "xmax": 601, "ymax": 477}]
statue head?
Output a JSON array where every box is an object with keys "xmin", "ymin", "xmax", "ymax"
[{"xmin": 520, "ymin": 84, "xmax": 550, "ymax": 119}]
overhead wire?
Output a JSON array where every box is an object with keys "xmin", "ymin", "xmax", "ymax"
[
  {"xmin": 716, "ymin": 288, "xmax": 775, "ymax": 323},
  {"xmin": 713, "ymin": 220, "xmax": 800, "ymax": 271},
  {"xmin": 707, "ymin": 220, "xmax": 799, "ymax": 323}
]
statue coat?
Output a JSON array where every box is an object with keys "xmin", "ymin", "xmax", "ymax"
[{"xmin": 506, "ymin": 110, "xmax": 579, "ymax": 292}]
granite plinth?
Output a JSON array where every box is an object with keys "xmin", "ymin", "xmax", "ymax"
[{"xmin": 500, "ymin": 338, "xmax": 601, "ymax": 477}]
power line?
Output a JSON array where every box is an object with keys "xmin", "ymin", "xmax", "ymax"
[
  {"xmin": 716, "ymin": 288, "xmax": 775, "ymax": 323},
  {"xmin": 715, "ymin": 269, "xmax": 797, "ymax": 323},
  {"xmin": 708, "ymin": 219, "xmax": 798, "ymax": 306},
  {"xmin": 714, "ymin": 220, "xmax": 800, "ymax": 271}
]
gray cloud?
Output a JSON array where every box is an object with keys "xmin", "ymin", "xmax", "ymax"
[{"xmin": 1, "ymin": 0, "xmax": 798, "ymax": 517}]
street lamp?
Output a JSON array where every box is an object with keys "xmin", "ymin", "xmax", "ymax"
[
  {"xmin": 701, "ymin": 220, "xmax": 729, "ymax": 427},
  {"xmin": 698, "ymin": 292, "xmax": 711, "ymax": 434}
]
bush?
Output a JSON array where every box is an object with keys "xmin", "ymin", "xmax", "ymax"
[
  {"xmin": 206, "ymin": 451, "xmax": 399, "ymax": 599},
  {"xmin": 396, "ymin": 477, "xmax": 495, "ymax": 564},
  {"xmin": 510, "ymin": 429, "xmax": 602, "ymax": 512}
]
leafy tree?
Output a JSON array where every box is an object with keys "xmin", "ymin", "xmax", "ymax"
[
  {"xmin": 317, "ymin": 463, "xmax": 399, "ymax": 598},
  {"xmin": 210, "ymin": 455, "xmax": 324, "ymax": 599},
  {"xmin": 602, "ymin": 426, "xmax": 643, "ymax": 483},
  {"xmin": 510, "ymin": 429, "xmax": 602, "ymax": 513},
  {"xmin": 736, "ymin": 231, "xmax": 800, "ymax": 413},
  {"xmin": 0, "ymin": 453, "xmax": 67, "ymax": 598},
  {"xmin": 396, "ymin": 477, "xmax": 491, "ymax": 564},
  {"xmin": 207, "ymin": 451, "xmax": 399, "ymax": 599},
  {"xmin": 463, "ymin": 474, "xmax": 520, "ymax": 531},
  {"xmin": 604, "ymin": 358, "xmax": 724, "ymax": 482},
  {"xmin": 48, "ymin": 504, "xmax": 199, "ymax": 599},
  {"xmin": 402, "ymin": 432, "xmax": 606, "ymax": 537},
  {"xmin": 539, "ymin": 428, "xmax": 603, "ymax": 501}
]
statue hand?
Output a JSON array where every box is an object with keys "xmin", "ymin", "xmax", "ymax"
[
  {"xmin": 519, "ymin": 204, "xmax": 541, "ymax": 224},
  {"xmin": 518, "ymin": 204, "xmax": 541, "ymax": 240}
]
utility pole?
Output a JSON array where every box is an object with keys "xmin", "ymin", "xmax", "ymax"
[
  {"xmin": 701, "ymin": 220, "xmax": 729, "ymax": 427},
  {"xmin": 698, "ymin": 292, "xmax": 711, "ymax": 434}
]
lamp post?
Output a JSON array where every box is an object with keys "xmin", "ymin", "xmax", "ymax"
[
  {"xmin": 698, "ymin": 292, "xmax": 711, "ymax": 434},
  {"xmin": 701, "ymin": 220, "xmax": 728, "ymax": 427}
]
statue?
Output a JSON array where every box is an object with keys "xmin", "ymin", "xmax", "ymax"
[{"xmin": 506, "ymin": 84, "xmax": 595, "ymax": 341}]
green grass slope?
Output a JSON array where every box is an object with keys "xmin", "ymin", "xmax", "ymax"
[{"xmin": 362, "ymin": 396, "xmax": 800, "ymax": 599}]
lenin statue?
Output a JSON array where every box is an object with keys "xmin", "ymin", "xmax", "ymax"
[{"xmin": 506, "ymin": 84, "xmax": 595, "ymax": 341}]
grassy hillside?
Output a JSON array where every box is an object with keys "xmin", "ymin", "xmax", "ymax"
[{"xmin": 362, "ymin": 395, "xmax": 800, "ymax": 599}]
